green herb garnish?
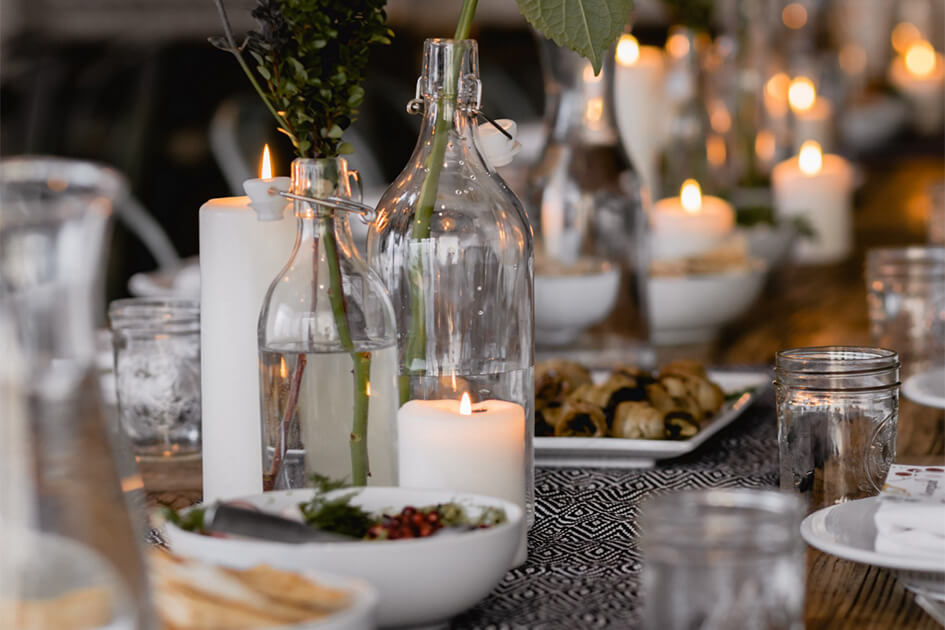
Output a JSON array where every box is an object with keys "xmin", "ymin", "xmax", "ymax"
[{"xmin": 297, "ymin": 474, "xmax": 375, "ymax": 538}]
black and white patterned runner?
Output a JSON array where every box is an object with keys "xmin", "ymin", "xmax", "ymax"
[{"xmin": 452, "ymin": 391, "xmax": 779, "ymax": 629}]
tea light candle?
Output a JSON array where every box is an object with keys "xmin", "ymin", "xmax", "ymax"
[
  {"xmin": 788, "ymin": 77, "xmax": 834, "ymax": 152},
  {"xmin": 650, "ymin": 179, "xmax": 736, "ymax": 260},
  {"xmin": 201, "ymin": 146, "xmax": 296, "ymax": 502},
  {"xmin": 613, "ymin": 34, "xmax": 665, "ymax": 191},
  {"xmin": 772, "ymin": 140, "xmax": 854, "ymax": 264},
  {"xmin": 398, "ymin": 393, "xmax": 526, "ymax": 509},
  {"xmin": 889, "ymin": 40, "xmax": 945, "ymax": 134}
]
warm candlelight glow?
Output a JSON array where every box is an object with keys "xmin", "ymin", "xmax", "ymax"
[
  {"xmin": 706, "ymin": 135, "xmax": 727, "ymax": 166},
  {"xmin": 781, "ymin": 2, "xmax": 807, "ymax": 29},
  {"xmin": 666, "ymin": 33, "xmax": 690, "ymax": 59},
  {"xmin": 798, "ymin": 140, "xmax": 823, "ymax": 176},
  {"xmin": 892, "ymin": 22, "xmax": 921, "ymax": 55},
  {"xmin": 905, "ymin": 41, "xmax": 937, "ymax": 78},
  {"xmin": 766, "ymin": 73, "xmax": 790, "ymax": 102},
  {"xmin": 616, "ymin": 34, "xmax": 641, "ymax": 66},
  {"xmin": 839, "ymin": 44, "xmax": 867, "ymax": 76},
  {"xmin": 279, "ymin": 356, "xmax": 287, "ymax": 379},
  {"xmin": 788, "ymin": 77, "xmax": 817, "ymax": 112},
  {"xmin": 459, "ymin": 392, "xmax": 472, "ymax": 416},
  {"xmin": 680, "ymin": 179, "xmax": 703, "ymax": 213},
  {"xmin": 755, "ymin": 130, "xmax": 776, "ymax": 162},
  {"xmin": 260, "ymin": 144, "xmax": 273, "ymax": 179},
  {"xmin": 709, "ymin": 103, "xmax": 732, "ymax": 134},
  {"xmin": 366, "ymin": 381, "xmax": 372, "ymax": 396},
  {"xmin": 585, "ymin": 97, "xmax": 604, "ymax": 123}
]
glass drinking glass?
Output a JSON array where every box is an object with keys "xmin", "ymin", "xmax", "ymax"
[
  {"xmin": 640, "ymin": 489, "xmax": 806, "ymax": 630},
  {"xmin": 109, "ymin": 298, "xmax": 201, "ymax": 458},
  {"xmin": 775, "ymin": 346, "xmax": 900, "ymax": 513},
  {"xmin": 0, "ymin": 156, "xmax": 153, "ymax": 628},
  {"xmin": 865, "ymin": 246, "xmax": 945, "ymax": 376}
]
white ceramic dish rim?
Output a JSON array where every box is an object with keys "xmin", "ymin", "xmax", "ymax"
[
  {"xmin": 165, "ymin": 486, "xmax": 524, "ymax": 553},
  {"xmin": 534, "ymin": 369, "xmax": 770, "ymax": 461},
  {"xmin": 800, "ymin": 496, "xmax": 945, "ymax": 574},
  {"xmin": 903, "ymin": 366, "xmax": 945, "ymax": 410}
]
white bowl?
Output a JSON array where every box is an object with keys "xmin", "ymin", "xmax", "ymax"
[
  {"xmin": 647, "ymin": 266, "xmax": 766, "ymax": 345},
  {"xmin": 163, "ymin": 487, "xmax": 524, "ymax": 628},
  {"xmin": 535, "ymin": 265, "xmax": 621, "ymax": 345}
]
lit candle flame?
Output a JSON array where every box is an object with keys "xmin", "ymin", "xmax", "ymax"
[
  {"xmin": 459, "ymin": 392, "xmax": 472, "ymax": 416},
  {"xmin": 798, "ymin": 140, "xmax": 823, "ymax": 176},
  {"xmin": 892, "ymin": 22, "xmax": 921, "ymax": 55},
  {"xmin": 788, "ymin": 77, "xmax": 816, "ymax": 112},
  {"xmin": 905, "ymin": 41, "xmax": 937, "ymax": 78},
  {"xmin": 616, "ymin": 34, "xmax": 641, "ymax": 66},
  {"xmin": 680, "ymin": 179, "xmax": 702, "ymax": 214},
  {"xmin": 279, "ymin": 356, "xmax": 287, "ymax": 379},
  {"xmin": 260, "ymin": 144, "xmax": 273, "ymax": 179},
  {"xmin": 755, "ymin": 130, "xmax": 776, "ymax": 163}
]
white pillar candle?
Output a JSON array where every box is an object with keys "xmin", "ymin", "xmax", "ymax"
[
  {"xmin": 397, "ymin": 395, "xmax": 526, "ymax": 510},
  {"xmin": 613, "ymin": 34, "xmax": 665, "ymax": 192},
  {"xmin": 772, "ymin": 141, "xmax": 854, "ymax": 264},
  {"xmin": 649, "ymin": 179, "xmax": 736, "ymax": 261},
  {"xmin": 889, "ymin": 41, "xmax": 945, "ymax": 135},
  {"xmin": 200, "ymin": 146, "xmax": 296, "ymax": 502},
  {"xmin": 789, "ymin": 77, "xmax": 834, "ymax": 153}
]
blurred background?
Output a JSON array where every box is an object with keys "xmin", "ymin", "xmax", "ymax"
[{"xmin": 1, "ymin": 0, "xmax": 943, "ymax": 306}]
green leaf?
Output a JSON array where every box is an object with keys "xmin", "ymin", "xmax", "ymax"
[
  {"xmin": 516, "ymin": 0, "xmax": 633, "ymax": 73},
  {"xmin": 337, "ymin": 142, "xmax": 355, "ymax": 154},
  {"xmin": 326, "ymin": 124, "xmax": 344, "ymax": 139},
  {"xmin": 256, "ymin": 65, "xmax": 272, "ymax": 80}
]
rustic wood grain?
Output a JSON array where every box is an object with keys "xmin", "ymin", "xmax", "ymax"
[{"xmin": 145, "ymin": 157, "xmax": 945, "ymax": 627}]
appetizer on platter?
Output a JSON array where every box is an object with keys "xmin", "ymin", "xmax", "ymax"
[{"xmin": 535, "ymin": 360, "xmax": 725, "ymax": 440}]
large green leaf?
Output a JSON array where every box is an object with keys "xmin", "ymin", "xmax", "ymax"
[{"xmin": 517, "ymin": 0, "xmax": 633, "ymax": 73}]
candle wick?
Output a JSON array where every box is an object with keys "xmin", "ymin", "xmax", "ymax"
[{"xmin": 472, "ymin": 408, "xmax": 487, "ymax": 414}]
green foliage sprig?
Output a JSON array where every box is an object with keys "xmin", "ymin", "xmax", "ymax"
[{"xmin": 213, "ymin": 0, "xmax": 393, "ymax": 159}]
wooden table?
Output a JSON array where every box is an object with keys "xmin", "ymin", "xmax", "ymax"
[{"xmin": 144, "ymin": 157, "xmax": 945, "ymax": 628}]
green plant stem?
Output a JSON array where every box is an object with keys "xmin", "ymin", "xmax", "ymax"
[
  {"xmin": 400, "ymin": 0, "xmax": 478, "ymax": 403},
  {"xmin": 319, "ymin": 210, "xmax": 371, "ymax": 486}
]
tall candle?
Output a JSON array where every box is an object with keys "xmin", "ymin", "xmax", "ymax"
[
  {"xmin": 613, "ymin": 34, "xmax": 665, "ymax": 191},
  {"xmin": 772, "ymin": 141, "xmax": 854, "ymax": 264},
  {"xmin": 397, "ymin": 394, "xmax": 526, "ymax": 509},
  {"xmin": 650, "ymin": 179, "xmax": 735, "ymax": 261},
  {"xmin": 200, "ymin": 148, "xmax": 296, "ymax": 502},
  {"xmin": 889, "ymin": 40, "xmax": 945, "ymax": 134}
]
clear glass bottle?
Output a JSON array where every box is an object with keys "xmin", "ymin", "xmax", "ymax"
[
  {"xmin": 258, "ymin": 157, "xmax": 398, "ymax": 491},
  {"xmin": 659, "ymin": 26, "xmax": 716, "ymax": 199},
  {"xmin": 367, "ymin": 39, "xmax": 535, "ymax": 520}
]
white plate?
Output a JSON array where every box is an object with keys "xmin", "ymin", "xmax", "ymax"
[
  {"xmin": 800, "ymin": 496, "xmax": 945, "ymax": 574},
  {"xmin": 164, "ymin": 487, "xmax": 524, "ymax": 628},
  {"xmin": 903, "ymin": 366, "xmax": 945, "ymax": 409},
  {"xmin": 534, "ymin": 369, "xmax": 771, "ymax": 468}
]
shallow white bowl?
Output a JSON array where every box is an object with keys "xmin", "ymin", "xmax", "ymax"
[
  {"xmin": 535, "ymin": 265, "xmax": 621, "ymax": 345},
  {"xmin": 647, "ymin": 266, "xmax": 766, "ymax": 345},
  {"xmin": 163, "ymin": 487, "xmax": 524, "ymax": 628}
]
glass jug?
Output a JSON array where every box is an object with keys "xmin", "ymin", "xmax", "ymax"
[{"xmin": 0, "ymin": 157, "xmax": 152, "ymax": 629}]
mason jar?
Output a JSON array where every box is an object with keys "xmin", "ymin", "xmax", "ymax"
[{"xmin": 775, "ymin": 346, "xmax": 899, "ymax": 512}]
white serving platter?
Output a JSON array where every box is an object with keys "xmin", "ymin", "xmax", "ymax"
[{"xmin": 534, "ymin": 369, "xmax": 771, "ymax": 468}]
